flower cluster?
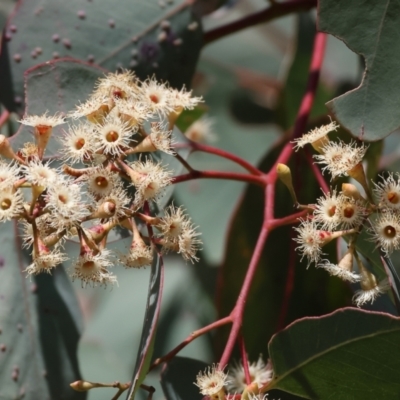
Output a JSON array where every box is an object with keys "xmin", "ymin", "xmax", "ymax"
[
  {"xmin": 290, "ymin": 122, "xmax": 398, "ymax": 307},
  {"xmin": 0, "ymin": 71, "xmax": 205, "ymax": 287},
  {"xmin": 194, "ymin": 357, "xmax": 272, "ymax": 400}
]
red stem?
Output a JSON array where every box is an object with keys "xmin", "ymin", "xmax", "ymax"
[
  {"xmin": 305, "ymin": 149, "xmax": 329, "ymax": 193},
  {"xmin": 0, "ymin": 110, "xmax": 10, "ymax": 129},
  {"xmin": 219, "ymin": 187, "xmax": 270, "ymax": 367},
  {"xmin": 150, "ymin": 316, "xmax": 232, "ymax": 370},
  {"xmin": 238, "ymin": 335, "xmax": 251, "ymax": 385},
  {"xmin": 181, "ymin": 142, "xmax": 263, "ymax": 176},
  {"xmin": 204, "ymin": 0, "xmax": 317, "ymax": 45},
  {"xmin": 219, "ymin": 31, "xmax": 327, "ymax": 367},
  {"xmin": 172, "ymin": 170, "xmax": 266, "ymax": 186},
  {"xmin": 269, "ymin": 209, "xmax": 308, "ymax": 229},
  {"xmin": 276, "ymin": 237, "xmax": 297, "ymax": 330}
]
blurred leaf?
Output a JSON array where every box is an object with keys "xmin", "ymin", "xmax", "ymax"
[
  {"xmin": 160, "ymin": 356, "xmax": 207, "ymax": 400},
  {"xmin": 0, "ymin": 221, "xmax": 85, "ymax": 399},
  {"xmin": 175, "ymin": 105, "xmax": 208, "ymax": 133},
  {"xmin": 319, "ymin": 0, "xmax": 400, "ymax": 141},
  {"xmin": 365, "ymin": 140, "xmax": 384, "ymax": 181},
  {"xmin": 0, "ymin": 0, "xmax": 202, "ymax": 111},
  {"xmin": 126, "ymin": 250, "xmax": 164, "ymax": 400},
  {"xmin": 268, "ymin": 308, "xmax": 400, "ymax": 399},
  {"xmin": 215, "ymin": 140, "xmax": 352, "ymax": 361},
  {"xmin": 230, "ymin": 88, "xmax": 274, "ymax": 124},
  {"xmin": 275, "ymin": 13, "xmax": 332, "ymax": 130}
]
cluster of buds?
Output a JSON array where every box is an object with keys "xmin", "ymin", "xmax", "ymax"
[
  {"xmin": 279, "ymin": 121, "xmax": 399, "ymax": 307},
  {"xmin": 194, "ymin": 357, "xmax": 272, "ymax": 400},
  {"xmin": 0, "ymin": 71, "xmax": 206, "ymax": 286}
]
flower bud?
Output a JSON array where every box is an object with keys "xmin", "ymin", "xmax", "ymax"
[
  {"xmin": 70, "ymin": 380, "xmax": 97, "ymax": 392},
  {"xmin": 341, "ymin": 183, "xmax": 364, "ymax": 201},
  {"xmin": 276, "ymin": 163, "xmax": 297, "ymax": 204}
]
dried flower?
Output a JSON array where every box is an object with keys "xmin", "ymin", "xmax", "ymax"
[
  {"xmin": 85, "ymin": 167, "xmax": 122, "ymax": 197},
  {"xmin": 0, "ymin": 162, "xmax": 21, "ymax": 189},
  {"xmin": 317, "ymin": 248, "xmax": 360, "ymax": 282},
  {"xmin": 227, "ymin": 356, "xmax": 273, "ymax": 393},
  {"xmin": 25, "ymin": 239, "xmax": 67, "ymax": 275},
  {"xmin": 336, "ymin": 197, "xmax": 367, "ymax": 229},
  {"xmin": 369, "ymin": 211, "xmax": 400, "ymax": 254},
  {"xmin": 19, "ymin": 112, "xmax": 65, "ymax": 158},
  {"xmin": 21, "ymin": 159, "xmax": 59, "ymax": 187},
  {"xmin": 313, "ymin": 190, "xmax": 342, "ymax": 231},
  {"xmin": 128, "ymin": 159, "xmax": 173, "ymax": 207},
  {"xmin": 314, "ymin": 140, "xmax": 368, "ymax": 180},
  {"xmin": 94, "ymin": 115, "xmax": 133, "ymax": 156},
  {"xmin": 185, "ymin": 115, "xmax": 216, "ymax": 143},
  {"xmin": 292, "ymin": 121, "xmax": 339, "ymax": 152},
  {"xmin": 353, "ymin": 274, "xmax": 390, "ymax": 307},
  {"xmin": 373, "ymin": 172, "xmax": 400, "ymax": 210},
  {"xmin": 71, "ymin": 248, "xmax": 117, "ymax": 287},
  {"xmin": 60, "ymin": 123, "xmax": 96, "ymax": 163},
  {"xmin": 0, "ymin": 188, "xmax": 24, "ymax": 222},
  {"xmin": 139, "ymin": 77, "xmax": 173, "ymax": 116},
  {"xmin": 70, "ymin": 96, "xmax": 110, "ymax": 123},
  {"xmin": 194, "ymin": 364, "xmax": 229, "ymax": 398}
]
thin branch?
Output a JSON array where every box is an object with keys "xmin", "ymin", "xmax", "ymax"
[
  {"xmin": 150, "ymin": 316, "xmax": 232, "ymax": 370},
  {"xmin": 204, "ymin": 0, "xmax": 317, "ymax": 45},
  {"xmin": 238, "ymin": 334, "xmax": 251, "ymax": 385},
  {"xmin": 175, "ymin": 142, "xmax": 263, "ymax": 176},
  {"xmin": 219, "ymin": 185, "xmax": 270, "ymax": 366},
  {"xmin": 172, "ymin": 170, "xmax": 266, "ymax": 186},
  {"xmin": 0, "ymin": 110, "xmax": 10, "ymax": 129}
]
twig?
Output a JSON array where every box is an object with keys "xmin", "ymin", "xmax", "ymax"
[
  {"xmin": 172, "ymin": 170, "xmax": 266, "ymax": 186},
  {"xmin": 204, "ymin": 0, "xmax": 317, "ymax": 45}
]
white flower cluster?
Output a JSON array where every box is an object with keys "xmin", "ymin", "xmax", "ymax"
[
  {"xmin": 194, "ymin": 357, "xmax": 273, "ymax": 400},
  {"xmin": 291, "ymin": 122, "xmax": 398, "ymax": 307},
  {"xmin": 0, "ymin": 71, "xmax": 205, "ymax": 287}
]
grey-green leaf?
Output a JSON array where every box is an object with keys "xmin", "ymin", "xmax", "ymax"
[
  {"xmin": 0, "ymin": 221, "xmax": 85, "ymax": 399},
  {"xmin": 318, "ymin": 0, "xmax": 400, "ymax": 141},
  {"xmin": 268, "ymin": 308, "xmax": 400, "ymax": 399}
]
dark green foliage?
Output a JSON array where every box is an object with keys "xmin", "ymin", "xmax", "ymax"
[
  {"xmin": 161, "ymin": 357, "xmax": 207, "ymax": 400},
  {"xmin": 268, "ymin": 308, "xmax": 400, "ymax": 399}
]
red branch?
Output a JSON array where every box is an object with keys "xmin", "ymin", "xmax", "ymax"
[
  {"xmin": 172, "ymin": 170, "xmax": 266, "ymax": 186},
  {"xmin": 204, "ymin": 0, "xmax": 317, "ymax": 45},
  {"xmin": 219, "ymin": 31, "xmax": 327, "ymax": 366},
  {"xmin": 0, "ymin": 110, "xmax": 10, "ymax": 129},
  {"xmin": 150, "ymin": 30, "xmax": 327, "ymax": 374},
  {"xmin": 238, "ymin": 335, "xmax": 251, "ymax": 385},
  {"xmin": 175, "ymin": 142, "xmax": 263, "ymax": 176}
]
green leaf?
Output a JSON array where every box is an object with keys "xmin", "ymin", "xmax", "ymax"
[
  {"xmin": 318, "ymin": 0, "xmax": 400, "ymax": 141},
  {"xmin": 0, "ymin": 0, "xmax": 202, "ymax": 111},
  {"xmin": 126, "ymin": 250, "xmax": 164, "ymax": 400},
  {"xmin": 0, "ymin": 221, "xmax": 85, "ymax": 399},
  {"xmin": 268, "ymin": 308, "xmax": 400, "ymax": 399},
  {"xmin": 160, "ymin": 356, "xmax": 207, "ymax": 400}
]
